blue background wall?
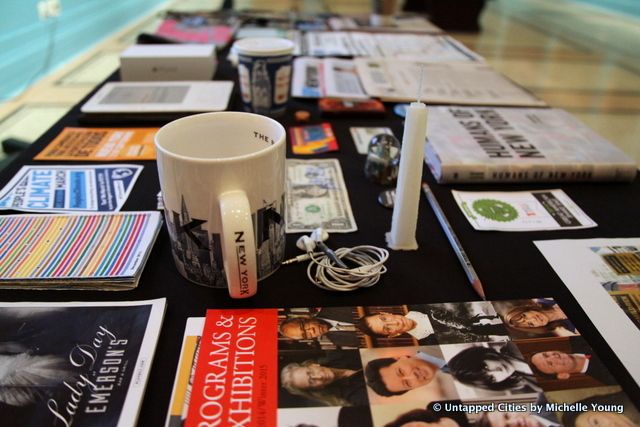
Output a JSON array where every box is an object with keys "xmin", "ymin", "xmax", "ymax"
[
  {"xmin": 0, "ymin": 0, "xmax": 166, "ymax": 99},
  {"xmin": 573, "ymin": 0, "xmax": 640, "ymax": 18}
]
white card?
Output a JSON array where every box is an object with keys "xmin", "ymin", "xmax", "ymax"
[
  {"xmin": 81, "ymin": 81, "xmax": 234, "ymax": 113},
  {"xmin": 452, "ymin": 189, "xmax": 597, "ymax": 231},
  {"xmin": 349, "ymin": 127, "xmax": 393, "ymax": 154}
]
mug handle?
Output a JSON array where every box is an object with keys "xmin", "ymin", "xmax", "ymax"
[{"xmin": 218, "ymin": 190, "xmax": 257, "ymax": 298}]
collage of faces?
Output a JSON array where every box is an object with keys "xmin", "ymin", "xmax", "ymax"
[{"xmin": 275, "ymin": 298, "xmax": 640, "ymax": 427}]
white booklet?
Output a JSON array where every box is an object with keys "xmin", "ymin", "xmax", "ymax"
[
  {"xmin": 535, "ymin": 238, "xmax": 640, "ymax": 386},
  {"xmin": 292, "ymin": 57, "xmax": 369, "ymax": 99},
  {"xmin": 355, "ymin": 59, "xmax": 546, "ymax": 106},
  {"xmin": 0, "ymin": 164, "xmax": 142, "ymax": 213},
  {"xmin": 0, "ymin": 298, "xmax": 166, "ymax": 426},
  {"xmin": 424, "ymin": 107, "xmax": 637, "ymax": 183},
  {"xmin": 81, "ymin": 81, "xmax": 234, "ymax": 113},
  {"xmin": 452, "ymin": 189, "xmax": 597, "ymax": 231}
]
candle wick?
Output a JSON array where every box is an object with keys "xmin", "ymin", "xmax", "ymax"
[{"xmin": 417, "ymin": 65, "xmax": 425, "ymax": 104}]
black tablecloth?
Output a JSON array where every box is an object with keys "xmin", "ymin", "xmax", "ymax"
[{"xmin": 1, "ymin": 57, "xmax": 639, "ymax": 425}]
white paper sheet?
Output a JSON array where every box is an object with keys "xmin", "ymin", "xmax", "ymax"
[{"xmin": 535, "ymin": 238, "xmax": 640, "ymax": 386}]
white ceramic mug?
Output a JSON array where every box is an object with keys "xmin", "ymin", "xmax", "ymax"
[{"xmin": 155, "ymin": 112, "xmax": 286, "ymax": 298}]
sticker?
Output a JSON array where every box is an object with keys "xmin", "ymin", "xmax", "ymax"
[{"xmin": 472, "ymin": 199, "xmax": 519, "ymax": 222}]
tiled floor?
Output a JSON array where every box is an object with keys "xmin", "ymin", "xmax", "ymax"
[{"xmin": 1, "ymin": 0, "xmax": 638, "ymax": 164}]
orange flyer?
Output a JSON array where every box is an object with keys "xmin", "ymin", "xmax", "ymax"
[{"xmin": 35, "ymin": 127, "xmax": 158, "ymax": 161}]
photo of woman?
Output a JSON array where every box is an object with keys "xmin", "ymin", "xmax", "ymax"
[{"xmin": 493, "ymin": 298, "xmax": 579, "ymax": 338}]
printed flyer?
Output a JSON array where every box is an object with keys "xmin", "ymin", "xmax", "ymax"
[
  {"xmin": 35, "ymin": 127, "xmax": 158, "ymax": 161},
  {"xmin": 452, "ymin": 189, "xmax": 597, "ymax": 231},
  {"xmin": 167, "ymin": 299, "xmax": 639, "ymax": 427},
  {"xmin": 0, "ymin": 165, "xmax": 142, "ymax": 213},
  {"xmin": 0, "ymin": 298, "xmax": 166, "ymax": 426},
  {"xmin": 535, "ymin": 238, "xmax": 640, "ymax": 386}
]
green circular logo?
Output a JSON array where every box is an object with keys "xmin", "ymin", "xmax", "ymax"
[
  {"xmin": 305, "ymin": 205, "xmax": 321, "ymax": 213},
  {"xmin": 472, "ymin": 199, "xmax": 518, "ymax": 222}
]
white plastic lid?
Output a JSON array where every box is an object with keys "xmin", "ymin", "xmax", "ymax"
[{"xmin": 232, "ymin": 37, "xmax": 295, "ymax": 57}]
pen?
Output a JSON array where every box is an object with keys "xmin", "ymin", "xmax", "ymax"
[{"xmin": 421, "ymin": 182, "xmax": 487, "ymax": 300}]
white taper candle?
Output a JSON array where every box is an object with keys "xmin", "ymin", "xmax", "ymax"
[{"xmin": 385, "ymin": 101, "xmax": 428, "ymax": 250}]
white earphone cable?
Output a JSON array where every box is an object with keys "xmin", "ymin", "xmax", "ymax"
[{"xmin": 306, "ymin": 245, "xmax": 389, "ymax": 292}]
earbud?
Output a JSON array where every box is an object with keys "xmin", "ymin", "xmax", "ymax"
[
  {"xmin": 296, "ymin": 235, "xmax": 316, "ymax": 252},
  {"xmin": 296, "ymin": 227, "xmax": 329, "ymax": 252},
  {"xmin": 286, "ymin": 228, "xmax": 345, "ymax": 268},
  {"xmin": 293, "ymin": 228, "xmax": 346, "ymax": 268},
  {"xmin": 310, "ymin": 227, "xmax": 329, "ymax": 243}
]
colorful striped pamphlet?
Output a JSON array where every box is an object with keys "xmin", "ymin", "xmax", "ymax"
[{"xmin": 0, "ymin": 211, "xmax": 162, "ymax": 290}]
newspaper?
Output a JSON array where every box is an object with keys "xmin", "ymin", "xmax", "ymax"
[
  {"xmin": 452, "ymin": 189, "xmax": 597, "ymax": 231},
  {"xmin": 535, "ymin": 238, "xmax": 640, "ymax": 386},
  {"xmin": 0, "ymin": 164, "xmax": 142, "ymax": 213},
  {"xmin": 355, "ymin": 59, "xmax": 546, "ymax": 106},
  {"xmin": 304, "ymin": 31, "xmax": 354, "ymax": 56},
  {"xmin": 0, "ymin": 298, "xmax": 166, "ymax": 426},
  {"xmin": 373, "ymin": 34, "xmax": 482, "ymax": 61},
  {"xmin": 302, "ymin": 32, "xmax": 479, "ymax": 61},
  {"xmin": 328, "ymin": 15, "xmax": 442, "ymax": 33},
  {"xmin": 346, "ymin": 32, "xmax": 382, "ymax": 56},
  {"xmin": 292, "ymin": 57, "xmax": 368, "ymax": 99},
  {"xmin": 285, "ymin": 158, "xmax": 357, "ymax": 233}
]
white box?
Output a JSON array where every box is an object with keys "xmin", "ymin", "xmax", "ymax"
[{"xmin": 120, "ymin": 44, "xmax": 217, "ymax": 81}]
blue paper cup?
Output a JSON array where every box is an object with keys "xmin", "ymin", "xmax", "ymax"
[{"xmin": 234, "ymin": 38, "xmax": 295, "ymax": 117}]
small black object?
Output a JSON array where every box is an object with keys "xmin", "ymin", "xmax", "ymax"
[
  {"xmin": 136, "ymin": 33, "xmax": 179, "ymax": 44},
  {"xmin": 2, "ymin": 138, "xmax": 30, "ymax": 154}
]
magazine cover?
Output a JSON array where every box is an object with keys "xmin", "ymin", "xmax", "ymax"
[
  {"xmin": 0, "ymin": 298, "xmax": 166, "ymax": 426},
  {"xmin": 168, "ymin": 299, "xmax": 639, "ymax": 427}
]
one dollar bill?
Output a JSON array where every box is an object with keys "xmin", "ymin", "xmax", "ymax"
[{"xmin": 286, "ymin": 158, "xmax": 358, "ymax": 233}]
